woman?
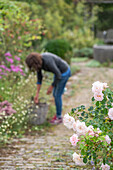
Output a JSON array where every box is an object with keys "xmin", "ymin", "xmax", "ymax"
[{"xmin": 25, "ymin": 52, "xmax": 71, "ymax": 125}]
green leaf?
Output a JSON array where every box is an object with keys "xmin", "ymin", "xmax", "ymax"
[
  {"xmin": 89, "ymin": 155, "xmax": 91, "ymax": 160},
  {"xmin": 88, "ymin": 106, "xmax": 93, "ymax": 111},
  {"xmin": 93, "ymin": 153, "xmax": 96, "ymax": 159},
  {"xmin": 79, "ymin": 117, "xmax": 83, "ymax": 120},
  {"xmin": 83, "ymin": 157, "xmax": 87, "ymax": 163},
  {"xmin": 92, "ymin": 97, "xmax": 95, "ymax": 101},
  {"xmin": 96, "ymin": 101, "xmax": 99, "ymax": 106},
  {"xmin": 81, "ymin": 105, "xmax": 85, "ymax": 110},
  {"xmin": 81, "ymin": 111, "xmax": 85, "ymax": 116},
  {"xmin": 71, "ymin": 108, "xmax": 76, "ymax": 112},
  {"xmin": 81, "ymin": 149, "xmax": 85, "ymax": 155}
]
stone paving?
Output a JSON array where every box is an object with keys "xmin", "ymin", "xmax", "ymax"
[
  {"xmin": 0, "ymin": 62, "xmax": 113, "ymax": 170},
  {"xmin": 0, "ymin": 129, "xmax": 87, "ymax": 170}
]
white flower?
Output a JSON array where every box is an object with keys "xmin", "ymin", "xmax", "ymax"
[
  {"xmin": 92, "ymin": 81, "xmax": 103, "ymax": 93},
  {"xmin": 105, "ymin": 135, "xmax": 111, "ymax": 144},
  {"xmin": 63, "ymin": 113, "xmax": 75, "ymax": 129},
  {"xmin": 73, "ymin": 152, "xmax": 85, "ymax": 166},
  {"xmin": 108, "ymin": 108, "xmax": 113, "ymax": 120},
  {"xmin": 76, "ymin": 120, "xmax": 87, "ymax": 136},
  {"xmin": 101, "ymin": 163, "xmax": 110, "ymax": 170}
]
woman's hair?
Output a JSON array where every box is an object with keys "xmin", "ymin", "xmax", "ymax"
[{"xmin": 25, "ymin": 52, "xmax": 42, "ymax": 71}]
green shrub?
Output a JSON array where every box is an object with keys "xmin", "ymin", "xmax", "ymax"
[
  {"xmin": 44, "ymin": 39, "xmax": 72, "ymax": 64},
  {"xmin": 71, "ymin": 57, "xmax": 89, "ymax": 63},
  {"xmin": 86, "ymin": 60, "xmax": 101, "ymax": 67},
  {"xmin": 73, "ymin": 48, "xmax": 93, "ymax": 58},
  {"xmin": 0, "ymin": 0, "xmax": 44, "ymax": 59}
]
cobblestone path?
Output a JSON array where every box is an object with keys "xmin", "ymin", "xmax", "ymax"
[{"xmin": 0, "ymin": 62, "xmax": 113, "ymax": 170}]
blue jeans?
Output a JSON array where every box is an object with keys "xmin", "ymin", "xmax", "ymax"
[{"xmin": 53, "ymin": 68, "xmax": 71, "ymax": 118}]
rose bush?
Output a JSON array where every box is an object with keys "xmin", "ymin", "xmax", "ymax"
[{"xmin": 63, "ymin": 81, "xmax": 113, "ymax": 170}]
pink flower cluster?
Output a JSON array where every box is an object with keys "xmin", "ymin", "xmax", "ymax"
[
  {"xmin": 92, "ymin": 81, "xmax": 108, "ymax": 101},
  {"xmin": 0, "ymin": 100, "xmax": 16, "ymax": 116},
  {"xmin": 101, "ymin": 163, "xmax": 110, "ymax": 170},
  {"xmin": 0, "ymin": 52, "xmax": 25, "ymax": 79}
]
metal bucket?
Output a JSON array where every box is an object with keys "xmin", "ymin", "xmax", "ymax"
[{"xmin": 28, "ymin": 97, "xmax": 48, "ymax": 125}]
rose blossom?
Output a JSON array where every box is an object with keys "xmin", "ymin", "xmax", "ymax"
[
  {"xmin": 73, "ymin": 121, "xmax": 77, "ymax": 131},
  {"xmin": 92, "ymin": 81, "xmax": 103, "ymax": 93},
  {"xmin": 101, "ymin": 163, "xmax": 110, "ymax": 170},
  {"xmin": 94, "ymin": 92, "xmax": 104, "ymax": 101},
  {"xmin": 70, "ymin": 134, "xmax": 79, "ymax": 146},
  {"xmin": 103, "ymin": 83, "xmax": 109, "ymax": 89},
  {"xmin": 63, "ymin": 113, "xmax": 75, "ymax": 129},
  {"xmin": 105, "ymin": 135, "xmax": 111, "ymax": 144},
  {"xmin": 73, "ymin": 152, "xmax": 85, "ymax": 166},
  {"xmin": 76, "ymin": 120, "xmax": 87, "ymax": 136},
  {"xmin": 108, "ymin": 108, "xmax": 113, "ymax": 120},
  {"xmin": 87, "ymin": 125, "xmax": 94, "ymax": 137}
]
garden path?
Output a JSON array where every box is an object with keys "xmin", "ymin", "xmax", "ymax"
[{"xmin": 0, "ymin": 61, "xmax": 113, "ymax": 170}]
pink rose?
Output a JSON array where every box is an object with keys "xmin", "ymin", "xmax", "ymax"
[
  {"xmin": 94, "ymin": 92, "xmax": 104, "ymax": 101},
  {"xmin": 101, "ymin": 163, "xmax": 110, "ymax": 170},
  {"xmin": 70, "ymin": 134, "xmax": 79, "ymax": 146}
]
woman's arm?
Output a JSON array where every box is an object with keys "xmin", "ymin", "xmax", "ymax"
[{"xmin": 34, "ymin": 84, "xmax": 41, "ymax": 103}]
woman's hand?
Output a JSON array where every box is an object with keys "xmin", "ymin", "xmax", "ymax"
[
  {"xmin": 47, "ymin": 85, "xmax": 53, "ymax": 95},
  {"xmin": 34, "ymin": 95, "xmax": 39, "ymax": 104}
]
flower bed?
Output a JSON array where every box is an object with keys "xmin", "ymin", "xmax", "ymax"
[{"xmin": 63, "ymin": 81, "xmax": 113, "ymax": 170}]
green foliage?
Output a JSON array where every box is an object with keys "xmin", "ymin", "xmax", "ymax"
[
  {"xmin": 96, "ymin": 4, "xmax": 113, "ymax": 31},
  {"xmin": 0, "ymin": 70, "xmax": 53, "ymax": 144},
  {"xmin": 86, "ymin": 60, "xmax": 101, "ymax": 67},
  {"xmin": 3, "ymin": 0, "xmax": 100, "ymax": 53},
  {"xmin": 44, "ymin": 39, "xmax": 72, "ymax": 64},
  {"xmin": 68, "ymin": 84, "xmax": 113, "ymax": 169},
  {"xmin": 73, "ymin": 48, "xmax": 93, "ymax": 58},
  {"xmin": 0, "ymin": 0, "xmax": 45, "ymax": 59},
  {"xmin": 71, "ymin": 57, "xmax": 89, "ymax": 63},
  {"xmin": 61, "ymin": 28, "xmax": 99, "ymax": 50}
]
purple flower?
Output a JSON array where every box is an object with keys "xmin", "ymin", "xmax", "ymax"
[
  {"xmin": 0, "ymin": 100, "xmax": 16, "ymax": 116},
  {"xmin": 1, "ymin": 100, "xmax": 11, "ymax": 106},
  {"xmin": 0, "ymin": 65, "xmax": 7, "ymax": 69},
  {"xmin": 10, "ymin": 65, "xmax": 21, "ymax": 72},
  {"xmin": 0, "ymin": 72, "xmax": 7, "ymax": 76},
  {"xmin": 14, "ymin": 56, "xmax": 20, "ymax": 61},
  {"xmin": 91, "ymin": 161, "xmax": 94, "ymax": 165},
  {"xmin": 5, "ymin": 67, "xmax": 11, "ymax": 72},
  {"xmin": 6, "ymin": 57, "xmax": 13, "ymax": 64},
  {"xmin": 4, "ymin": 52, "xmax": 12, "ymax": 57},
  {"xmin": 0, "ymin": 69, "xmax": 2, "ymax": 72},
  {"xmin": 0, "ymin": 76, "xmax": 2, "ymax": 79},
  {"xmin": 21, "ymin": 72, "xmax": 25, "ymax": 76}
]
